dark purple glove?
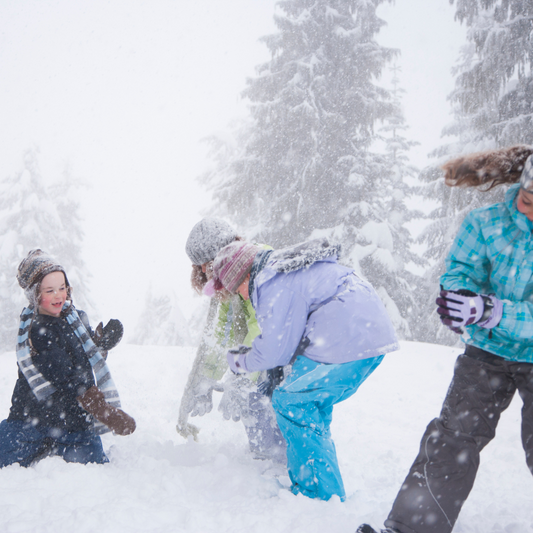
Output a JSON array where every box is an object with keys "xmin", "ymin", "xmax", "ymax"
[{"xmin": 436, "ymin": 289, "xmax": 503, "ymax": 332}]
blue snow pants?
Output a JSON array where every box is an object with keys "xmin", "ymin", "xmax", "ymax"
[
  {"xmin": 0, "ymin": 419, "xmax": 108, "ymax": 467},
  {"xmin": 272, "ymin": 354, "xmax": 384, "ymax": 501}
]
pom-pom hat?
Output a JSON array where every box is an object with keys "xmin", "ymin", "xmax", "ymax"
[
  {"xmin": 204, "ymin": 242, "xmax": 260, "ymax": 296},
  {"xmin": 17, "ymin": 249, "xmax": 70, "ymax": 306},
  {"xmin": 17, "ymin": 249, "xmax": 67, "ymax": 290}
]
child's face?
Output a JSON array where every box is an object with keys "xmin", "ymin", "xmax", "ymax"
[
  {"xmin": 236, "ymin": 273, "xmax": 250, "ymax": 300},
  {"xmin": 517, "ymin": 188, "xmax": 533, "ymax": 221},
  {"xmin": 38, "ymin": 271, "xmax": 67, "ymax": 317}
]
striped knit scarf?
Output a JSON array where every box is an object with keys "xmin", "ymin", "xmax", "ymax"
[{"xmin": 16, "ymin": 302, "xmax": 121, "ymax": 435}]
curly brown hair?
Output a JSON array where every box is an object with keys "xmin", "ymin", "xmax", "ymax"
[
  {"xmin": 442, "ymin": 145, "xmax": 533, "ymax": 190},
  {"xmin": 190, "ymin": 264, "xmax": 207, "ymax": 295}
]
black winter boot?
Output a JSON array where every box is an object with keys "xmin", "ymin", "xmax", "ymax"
[{"xmin": 356, "ymin": 525, "xmax": 400, "ymax": 533}]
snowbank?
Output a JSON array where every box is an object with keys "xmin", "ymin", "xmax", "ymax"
[{"xmin": 0, "ymin": 341, "xmax": 531, "ymax": 533}]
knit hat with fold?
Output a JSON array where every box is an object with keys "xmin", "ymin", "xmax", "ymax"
[
  {"xmin": 185, "ymin": 217, "xmax": 239, "ymax": 266},
  {"xmin": 205, "ymin": 242, "xmax": 261, "ymax": 296},
  {"xmin": 17, "ymin": 249, "xmax": 69, "ymax": 305}
]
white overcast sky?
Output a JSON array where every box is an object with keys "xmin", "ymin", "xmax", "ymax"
[{"xmin": 0, "ymin": 0, "xmax": 466, "ymax": 331}]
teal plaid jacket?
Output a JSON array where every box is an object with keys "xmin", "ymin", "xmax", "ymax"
[{"xmin": 441, "ymin": 184, "xmax": 533, "ymax": 362}]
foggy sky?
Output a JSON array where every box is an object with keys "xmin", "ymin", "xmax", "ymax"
[{"xmin": 0, "ymin": 0, "xmax": 464, "ymax": 333}]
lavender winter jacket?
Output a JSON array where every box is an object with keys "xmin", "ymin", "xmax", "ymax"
[{"xmin": 242, "ymin": 256, "xmax": 399, "ymax": 372}]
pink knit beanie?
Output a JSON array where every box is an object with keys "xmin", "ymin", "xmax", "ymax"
[{"xmin": 204, "ymin": 242, "xmax": 260, "ymax": 296}]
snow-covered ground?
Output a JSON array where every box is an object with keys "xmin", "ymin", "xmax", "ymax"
[{"xmin": 0, "ymin": 341, "xmax": 532, "ymax": 533}]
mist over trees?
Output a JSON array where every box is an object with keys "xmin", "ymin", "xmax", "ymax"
[
  {"xmin": 0, "ymin": 148, "xmax": 94, "ymax": 352},
  {"xmin": 414, "ymin": 0, "xmax": 533, "ymax": 344},
  {"xmin": 130, "ymin": 287, "xmax": 192, "ymax": 346},
  {"xmin": 1, "ymin": 1, "xmax": 530, "ymax": 348},
  {"xmin": 202, "ymin": 0, "xmax": 422, "ymax": 338}
]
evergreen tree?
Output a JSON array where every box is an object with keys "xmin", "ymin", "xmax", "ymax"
[
  {"xmin": 374, "ymin": 65, "xmax": 426, "ymax": 337},
  {"xmin": 0, "ymin": 148, "xmax": 93, "ymax": 352},
  {"xmin": 202, "ymin": 0, "xmax": 421, "ymax": 337},
  {"xmin": 451, "ymin": 0, "xmax": 533, "ymax": 146},
  {"xmin": 130, "ymin": 287, "xmax": 191, "ymax": 346},
  {"xmin": 47, "ymin": 164, "xmax": 94, "ymax": 316},
  {"xmin": 414, "ymin": 0, "xmax": 533, "ymax": 344}
]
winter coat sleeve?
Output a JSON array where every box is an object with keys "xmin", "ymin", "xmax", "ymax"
[
  {"xmin": 440, "ymin": 211, "xmax": 492, "ymax": 294},
  {"xmin": 31, "ymin": 321, "xmax": 95, "ymax": 400},
  {"xmin": 441, "ymin": 210, "xmax": 533, "ymax": 341},
  {"xmin": 243, "ymin": 280, "xmax": 309, "ymax": 372}
]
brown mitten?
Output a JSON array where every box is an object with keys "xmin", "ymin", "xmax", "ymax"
[{"xmin": 77, "ymin": 386, "xmax": 136, "ymax": 435}]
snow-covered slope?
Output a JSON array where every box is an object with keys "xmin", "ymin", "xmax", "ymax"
[{"xmin": 0, "ymin": 341, "xmax": 531, "ymax": 533}]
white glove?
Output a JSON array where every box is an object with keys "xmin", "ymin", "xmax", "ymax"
[
  {"xmin": 184, "ymin": 375, "xmax": 223, "ymax": 418},
  {"xmin": 218, "ymin": 374, "xmax": 254, "ymax": 422}
]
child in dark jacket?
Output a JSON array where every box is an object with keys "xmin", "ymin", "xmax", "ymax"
[{"xmin": 0, "ymin": 249, "xmax": 135, "ymax": 468}]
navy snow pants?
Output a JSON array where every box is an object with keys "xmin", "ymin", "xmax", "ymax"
[{"xmin": 0, "ymin": 419, "xmax": 108, "ymax": 467}]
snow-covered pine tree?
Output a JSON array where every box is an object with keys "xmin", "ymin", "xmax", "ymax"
[
  {"xmin": 372, "ymin": 65, "xmax": 426, "ymax": 337},
  {"xmin": 453, "ymin": 0, "xmax": 533, "ymax": 146},
  {"xmin": 130, "ymin": 287, "xmax": 191, "ymax": 346},
  {"xmin": 414, "ymin": 0, "xmax": 533, "ymax": 344},
  {"xmin": 47, "ymin": 165, "xmax": 95, "ymax": 317},
  {"xmin": 0, "ymin": 149, "xmax": 61, "ymax": 351},
  {"xmin": 0, "ymin": 148, "xmax": 93, "ymax": 352},
  {"xmin": 202, "ymin": 0, "xmax": 421, "ymax": 337}
]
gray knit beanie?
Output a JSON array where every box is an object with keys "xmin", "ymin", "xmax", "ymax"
[{"xmin": 185, "ymin": 217, "xmax": 238, "ymax": 265}]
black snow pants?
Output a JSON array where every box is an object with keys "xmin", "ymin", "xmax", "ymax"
[{"xmin": 385, "ymin": 345, "xmax": 533, "ymax": 533}]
